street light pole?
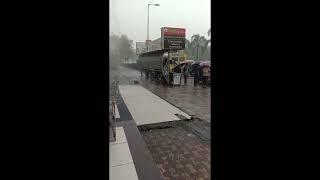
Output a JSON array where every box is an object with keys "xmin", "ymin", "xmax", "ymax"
[
  {"xmin": 147, "ymin": 3, "xmax": 159, "ymax": 51},
  {"xmin": 147, "ymin": 4, "xmax": 150, "ymax": 41}
]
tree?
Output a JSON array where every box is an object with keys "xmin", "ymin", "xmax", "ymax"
[
  {"xmin": 190, "ymin": 34, "xmax": 210, "ymax": 61},
  {"xmin": 207, "ymin": 28, "xmax": 212, "ymax": 46},
  {"xmin": 109, "ymin": 34, "xmax": 135, "ymax": 66},
  {"xmin": 205, "ymin": 28, "xmax": 212, "ymax": 60},
  {"xmin": 118, "ymin": 35, "xmax": 134, "ymax": 60},
  {"xmin": 184, "ymin": 38, "xmax": 193, "ymax": 59}
]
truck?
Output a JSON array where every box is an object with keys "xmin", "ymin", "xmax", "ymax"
[{"xmin": 137, "ymin": 27, "xmax": 186, "ymax": 85}]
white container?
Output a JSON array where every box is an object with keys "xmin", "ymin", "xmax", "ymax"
[{"xmin": 173, "ymin": 73, "xmax": 181, "ymax": 85}]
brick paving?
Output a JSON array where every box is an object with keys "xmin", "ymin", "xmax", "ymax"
[
  {"xmin": 139, "ymin": 121, "xmax": 211, "ymax": 180},
  {"xmin": 140, "ymin": 76, "xmax": 211, "ymax": 122},
  {"xmin": 110, "ymin": 65, "xmax": 212, "ymax": 179}
]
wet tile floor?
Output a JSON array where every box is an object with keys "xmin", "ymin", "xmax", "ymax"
[
  {"xmin": 141, "ymin": 79, "xmax": 211, "ymax": 122},
  {"xmin": 139, "ymin": 121, "xmax": 211, "ymax": 180},
  {"xmin": 110, "ymin": 65, "xmax": 211, "ymax": 122},
  {"xmin": 111, "ymin": 65, "xmax": 212, "ymax": 179}
]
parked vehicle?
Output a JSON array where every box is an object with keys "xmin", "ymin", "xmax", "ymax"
[{"xmin": 137, "ymin": 27, "xmax": 186, "ymax": 85}]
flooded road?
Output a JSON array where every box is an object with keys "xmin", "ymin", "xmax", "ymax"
[{"xmin": 110, "ymin": 65, "xmax": 211, "ymax": 122}]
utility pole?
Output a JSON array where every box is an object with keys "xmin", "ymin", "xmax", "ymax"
[
  {"xmin": 147, "ymin": 3, "xmax": 160, "ymax": 51},
  {"xmin": 147, "ymin": 4, "xmax": 150, "ymax": 41}
]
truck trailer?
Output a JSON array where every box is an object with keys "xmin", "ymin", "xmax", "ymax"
[{"xmin": 137, "ymin": 27, "xmax": 186, "ymax": 85}]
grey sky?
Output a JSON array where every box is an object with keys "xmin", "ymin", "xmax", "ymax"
[{"xmin": 110, "ymin": 0, "xmax": 211, "ymax": 49}]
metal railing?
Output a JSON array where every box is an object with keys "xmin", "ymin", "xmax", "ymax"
[{"xmin": 109, "ymin": 80, "xmax": 118, "ymax": 142}]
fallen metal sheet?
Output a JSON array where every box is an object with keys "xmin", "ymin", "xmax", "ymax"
[{"xmin": 119, "ymin": 85, "xmax": 191, "ymax": 125}]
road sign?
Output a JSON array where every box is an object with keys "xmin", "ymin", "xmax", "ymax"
[{"xmin": 161, "ymin": 27, "xmax": 186, "ymax": 50}]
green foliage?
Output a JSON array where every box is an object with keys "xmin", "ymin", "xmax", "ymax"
[
  {"xmin": 184, "ymin": 29, "xmax": 211, "ymax": 61},
  {"xmin": 109, "ymin": 34, "xmax": 135, "ymax": 66}
]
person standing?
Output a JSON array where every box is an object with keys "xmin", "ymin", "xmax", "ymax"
[
  {"xmin": 193, "ymin": 65, "xmax": 199, "ymax": 87},
  {"xmin": 183, "ymin": 65, "xmax": 188, "ymax": 85},
  {"xmin": 169, "ymin": 60, "xmax": 175, "ymax": 86},
  {"xmin": 202, "ymin": 66, "xmax": 210, "ymax": 87},
  {"xmin": 208, "ymin": 66, "xmax": 211, "ymax": 85}
]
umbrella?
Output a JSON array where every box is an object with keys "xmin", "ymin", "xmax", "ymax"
[
  {"xmin": 179, "ymin": 60, "xmax": 194, "ymax": 65},
  {"xmin": 199, "ymin": 60, "xmax": 211, "ymax": 67},
  {"xmin": 178, "ymin": 60, "xmax": 195, "ymax": 70},
  {"xmin": 188, "ymin": 62, "xmax": 201, "ymax": 74}
]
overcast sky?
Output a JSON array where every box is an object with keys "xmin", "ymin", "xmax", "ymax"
[{"xmin": 110, "ymin": 0, "xmax": 211, "ymax": 49}]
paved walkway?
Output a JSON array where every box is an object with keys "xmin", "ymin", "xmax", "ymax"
[
  {"xmin": 110, "ymin": 65, "xmax": 211, "ymax": 180},
  {"xmin": 119, "ymin": 85, "xmax": 191, "ymax": 125},
  {"xmin": 110, "ymin": 65, "xmax": 211, "ymax": 122},
  {"xmin": 110, "ymin": 127, "xmax": 139, "ymax": 180},
  {"xmin": 139, "ymin": 121, "xmax": 211, "ymax": 180},
  {"xmin": 141, "ymin": 77, "xmax": 211, "ymax": 122}
]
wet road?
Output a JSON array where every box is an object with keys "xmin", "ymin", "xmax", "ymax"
[{"xmin": 110, "ymin": 65, "xmax": 211, "ymax": 122}]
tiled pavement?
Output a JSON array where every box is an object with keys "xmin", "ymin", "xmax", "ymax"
[
  {"xmin": 140, "ymin": 76, "xmax": 211, "ymax": 122},
  {"xmin": 110, "ymin": 65, "xmax": 212, "ymax": 179},
  {"xmin": 139, "ymin": 122, "xmax": 211, "ymax": 180},
  {"xmin": 109, "ymin": 127, "xmax": 139, "ymax": 180},
  {"xmin": 110, "ymin": 65, "xmax": 211, "ymax": 122}
]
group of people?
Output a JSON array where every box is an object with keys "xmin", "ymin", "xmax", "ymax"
[
  {"xmin": 140, "ymin": 59, "xmax": 211, "ymax": 87},
  {"xmin": 181, "ymin": 63, "xmax": 211, "ymax": 87}
]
